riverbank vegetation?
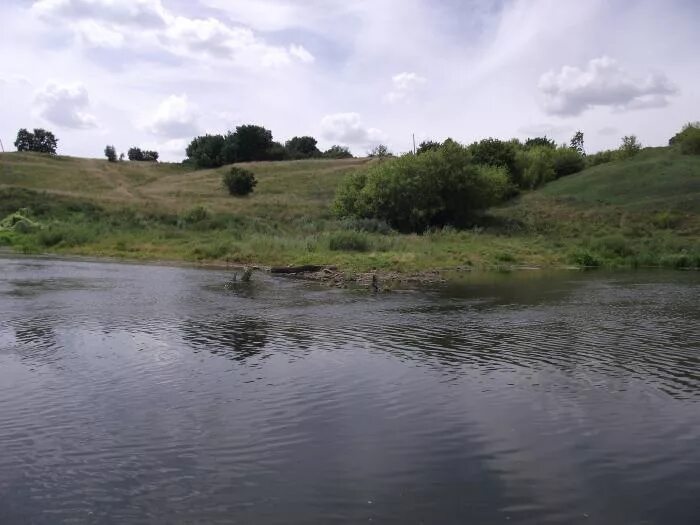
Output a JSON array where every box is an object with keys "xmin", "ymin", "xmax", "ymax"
[{"xmin": 0, "ymin": 124, "xmax": 698, "ymax": 273}]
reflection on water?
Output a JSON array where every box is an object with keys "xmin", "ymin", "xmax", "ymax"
[{"xmin": 0, "ymin": 256, "xmax": 698, "ymax": 524}]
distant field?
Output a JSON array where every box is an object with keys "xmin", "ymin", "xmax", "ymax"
[{"xmin": 0, "ymin": 149, "xmax": 698, "ymax": 273}]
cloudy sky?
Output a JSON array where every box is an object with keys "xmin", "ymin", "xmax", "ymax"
[{"xmin": 1, "ymin": 0, "xmax": 698, "ymax": 160}]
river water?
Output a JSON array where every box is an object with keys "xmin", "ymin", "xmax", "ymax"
[{"xmin": 0, "ymin": 256, "xmax": 698, "ymax": 524}]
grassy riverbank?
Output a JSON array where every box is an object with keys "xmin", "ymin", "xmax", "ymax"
[{"xmin": 1, "ymin": 148, "xmax": 698, "ymax": 272}]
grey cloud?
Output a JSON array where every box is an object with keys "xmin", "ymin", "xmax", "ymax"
[
  {"xmin": 34, "ymin": 82, "xmax": 97, "ymax": 129},
  {"xmin": 539, "ymin": 56, "xmax": 677, "ymax": 116},
  {"xmin": 320, "ymin": 113, "xmax": 385, "ymax": 147}
]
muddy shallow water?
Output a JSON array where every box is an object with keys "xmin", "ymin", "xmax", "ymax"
[{"xmin": 0, "ymin": 256, "xmax": 698, "ymax": 524}]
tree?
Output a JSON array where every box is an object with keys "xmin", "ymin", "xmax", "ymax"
[
  {"xmin": 552, "ymin": 146, "xmax": 585, "ymax": 178},
  {"xmin": 14, "ymin": 129, "xmax": 34, "ymax": 152},
  {"xmin": 525, "ymin": 136, "xmax": 556, "ymax": 149},
  {"xmin": 323, "ymin": 145, "xmax": 353, "ymax": 159},
  {"xmin": 128, "ymin": 147, "xmax": 158, "ymax": 162},
  {"xmin": 185, "ymin": 134, "xmax": 227, "ymax": 168},
  {"xmin": 522, "ymin": 146, "xmax": 555, "ymax": 189},
  {"xmin": 14, "ymin": 128, "xmax": 58, "ymax": 154},
  {"xmin": 416, "ymin": 140, "xmax": 441, "ymax": 155},
  {"xmin": 104, "ymin": 145, "xmax": 117, "ymax": 162},
  {"xmin": 618, "ymin": 135, "xmax": 641, "ymax": 158},
  {"xmin": 679, "ymin": 127, "xmax": 700, "ymax": 155},
  {"xmin": 119, "ymin": 153, "xmax": 125, "ymax": 161},
  {"xmin": 468, "ymin": 138, "xmax": 523, "ymax": 187},
  {"xmin": 285, "ymin": 136, "xmax": 321, "ymax": 159},
  {"xmin": 142, "ymin": 150, "xmax": 159, "ymax": 162},
  {"xmin": 128, "ymin": 147, "xmax": 143, "ymax": 161},
  {"xmin": 570, "ymin": 130, "xmax": 585, "ymax": 155},
  {"xmin": 669, "ymin": 121, "xmax": 700, "ymax": 145},
  {"xmin": 230, "ymin": 124, "xmax": 273, "ymax": 162},
  {"xmin": 223, "ymin": 167, "xmax": 257, "ymax": 196},
  {"xmin": 368, "ymin": 144, "xmax": 391, "ymax": 158}
]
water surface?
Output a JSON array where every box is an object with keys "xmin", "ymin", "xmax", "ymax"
[{"xmin": 0, "ymin": 257, "xmax": 698, "ymax": 524}]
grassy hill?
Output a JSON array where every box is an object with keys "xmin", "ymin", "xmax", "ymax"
[{"xmin": 1, "ymin": 148, "xmax": 698, "ymax": 273}]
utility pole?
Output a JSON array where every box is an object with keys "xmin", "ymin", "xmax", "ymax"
[
  {"xmin": 412, "ymin": 133, "xmax": 416, "ymax": 155},
  {"xmin": 0, "ymin": 138, "xmax": 4, "ymax": 153}
]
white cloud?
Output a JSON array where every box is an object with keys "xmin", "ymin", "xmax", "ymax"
[
  {"xmin": 385, "ymin": 72, "xmax": 427, "ymax": 104},
  {"xmin": 31, "ymin": 0, "xmax": 314, "ymax": 68},
  {"xmin": 143, "ymin": 94, "xmax": 199, "ymax": 138},
  {"xmin": 34, "ymin": 82, "xmax": 98, "ymax": 129},
  {"xmin": 320, "ymin": 113, "xmax": 385, "ymax": 147},
  {"xmin": 32, "ymin": 0, "xmax": 167, "ymax": 28},
  {"xmin": 539, "ymin": 56, "xmax": 678, "ymax": 116}
]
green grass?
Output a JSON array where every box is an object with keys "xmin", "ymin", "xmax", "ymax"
[{"xmin": 0, "ymin": 149, "xmax": 698, "ymax": 272}]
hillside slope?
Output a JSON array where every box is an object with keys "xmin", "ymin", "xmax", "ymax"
[{"xmin": 0, "ymin": 149, "xmax": 698, "ymax": 272}]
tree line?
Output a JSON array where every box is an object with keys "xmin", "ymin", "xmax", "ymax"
[{"xmin": 184, "ymin": 124, "xmax": 352, "ymax": 168}]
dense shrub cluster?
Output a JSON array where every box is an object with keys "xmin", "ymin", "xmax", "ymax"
[
  {"xmin": 671, "ymin": 123, "xmax": 700, "ymax": 155},
  {"xmin": 334, "ymin": 141, "xmax": 509, "ymax": 233},
  {"xmin": 14, "ymin": 128, "xmax": 58, "ymax": 154},
  {"xmin": 128, "ymin": 147, "xmax": 158, "ymax": 162},
  {"xmin": 223, "ymin": 167, "xmax": 257, "ymax": 196}
]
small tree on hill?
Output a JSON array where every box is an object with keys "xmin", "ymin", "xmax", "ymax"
[
  {"xmin": 223, "ymin": 167, "xmax": 257, "ymax": 196},
  {"xmin": 570, "ymin": 130, "xmax": 585, "ymax": 155},
  {"xmin": 619, "ymin": 135, "xmax": 641, "ymax": 159},
  {"xmin": 231, "ymin": 124, "xmax": 273, "ymax": 162},
  {"xmin": 323, "ymin": 145, "xmax": 353, "ymax": 159},
  {"xmin": 104, "ymin": 145, "xmax": 117, "ymax": 162},
  {"xmin": 368, "ymin": 144, "xmax": 391, "ymax": 159},
  {"xmin": 285, "ymin": 136, "xmax": 321, "ymax": 159},
  {"xmin": 416, "ymin": 140, "xmax": 441, "ymax": 155}
]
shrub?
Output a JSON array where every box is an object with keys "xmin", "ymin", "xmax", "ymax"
[
  {"xmin": 416, "ymin": 140, "xmax": 441, "ymax": 155},
  {"xmin": 368, "ymin": 144, "xmax": 392, "ymax": 158},
  {"xmin": 521, "ymin": 146, "xmax": 555, "ymax": 189},
  {"xmin": 551, "ymin": 147, "xmax": 585, "ymax": 178},
  {"xmin": 524, "ymin": 136, "xmax": 556, "ymax": 149},
  {"xmin": 328, "ymin": 230, "xmax": 370, "ymax": 252},
  {"xmin": 669, "ymin": 121, "xmax": 700, "ymax": 146},
  {"xmin": 679, "ymin": 127, "xmax": 700, "ymax": 155},
  {"xmin": 571, "ymin": 250, "xmax": 601, "ymax": 267},
  {"xmin": 468, "ymin": 138, "xmax": 523, "ymax": 187},
  {"xmin": 586, "ymin": 149, "xmax": 617, "ymax": 167},
  {"xmin": 334, "ymin": 141, "xmax": 509, "ymax": 233},
  {"xmin": 323, "ymin": 145, "xmax": 353, "ymax": 159},
  {"xmin": 181, "ymin": 205, "xmax": 210, "ymax": 224},
  {"xmin": 618, "ymin": 135, "xmax": 642, "ymax": 159},
  {"xmin": 223, "ymin": 167, "xmax": 257, "ymax": 196}
]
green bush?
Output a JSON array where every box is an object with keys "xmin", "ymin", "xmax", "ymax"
[
  {"xmin": 618, "ymin": 135, "xmax": 642, "ymax": 159},
  {"xmin": 571, "ymin": 250, "xmax": 601, "ymax": 267},
  {"xmin": 223, "ymin": 167, "xmax": 257, "ymax": 196},
  {"xmin": 521, "ymin": 146, "xmax": 555, "ymax": 189},
  {"xmin": 552, "ymin": 147, "xmax": 585, "ymax": 178},
  {"xmin": 586, "ymin": 149, "xmax": 617, "ymax": 167},
  {"xmin": 679, "ymin": 127, "xmax": 700, "ymax": 155},
  {"xmin": 181, "ymin": 205, "xmax": 210, "ymax": 224},
  {"xmin": 334, "ymin": 141, "xmax": 510, "ymax": 233},
  {"xmin": 468, "ymin": 138, "xmax": 523, "ymax": 187},
  {"xmin": 328, "ymin": 230, "xmax": 370, "ymax": 252}
]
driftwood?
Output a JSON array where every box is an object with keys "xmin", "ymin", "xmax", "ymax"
[{"xmin": 270, "ymin": 265, "xmax": 333, "ymax": 274}]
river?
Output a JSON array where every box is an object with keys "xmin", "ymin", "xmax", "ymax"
[{"xmin": 0, "ymin": 256, "xmax": 698, "ymax": 524}]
